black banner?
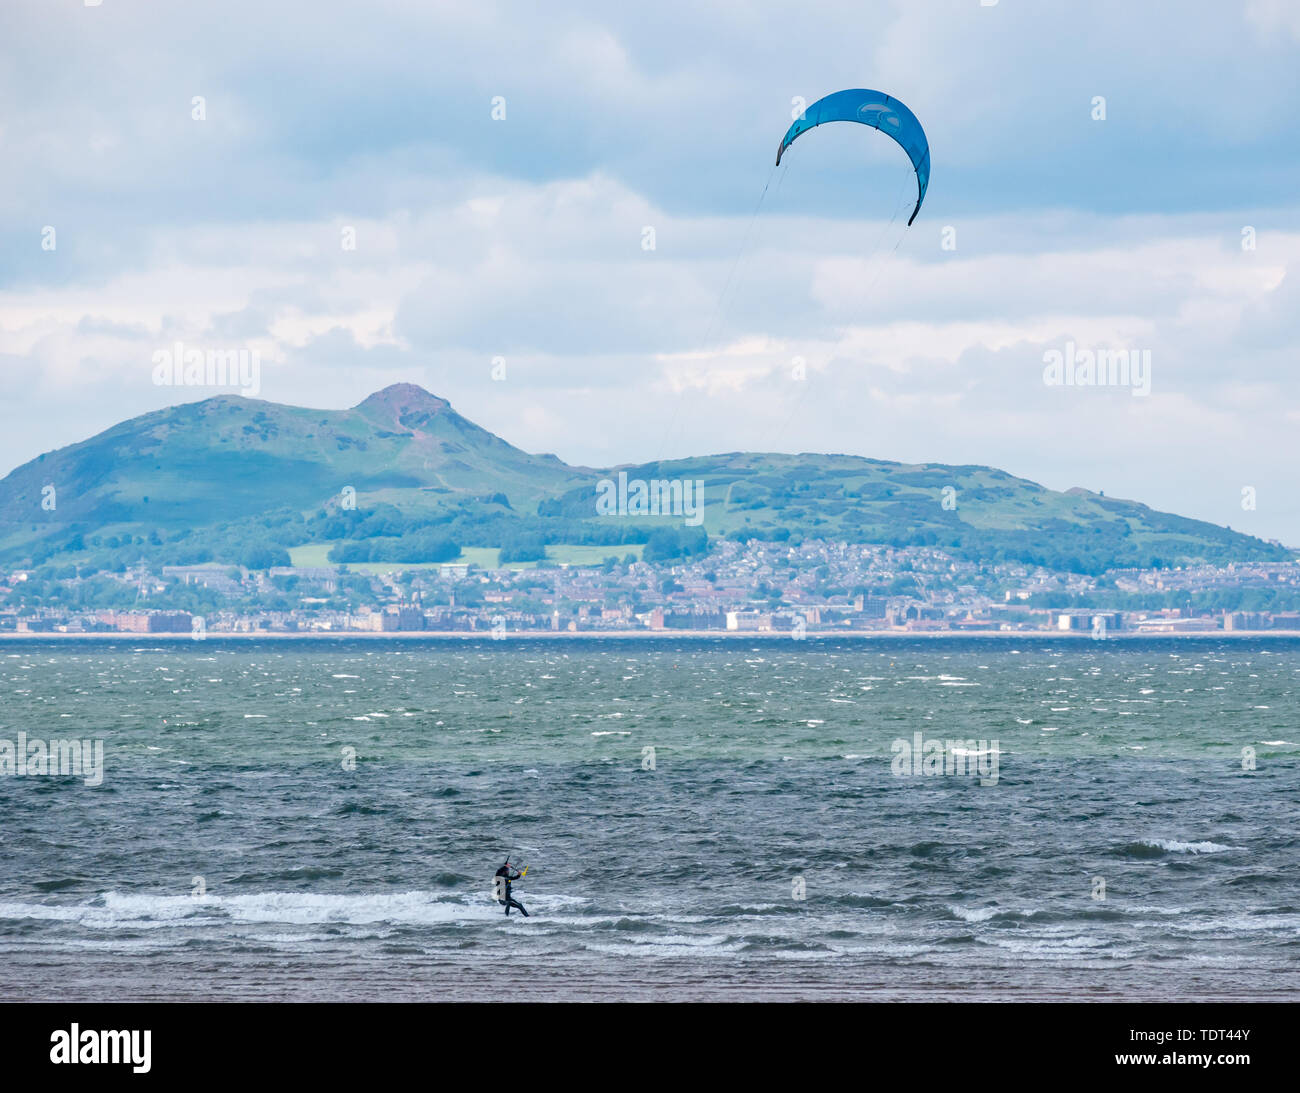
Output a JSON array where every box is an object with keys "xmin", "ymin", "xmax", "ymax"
[{"xmin": 3, "ymin": 1001, "xmax": 1290, "ymax": 1081}]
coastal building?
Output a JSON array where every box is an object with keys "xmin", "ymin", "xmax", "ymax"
[
  {"xmin": 726, "ymin": 611, "xmax": 772, "ymax": 631},
  {"xmin": 1131, "ymin": 615, "xmax": 1221, "ymax": 633},
  {"xmin": 95, "ymin": 610, "xmax": 193, "ymax": 633}
]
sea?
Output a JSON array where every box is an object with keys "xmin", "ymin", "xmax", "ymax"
[{"xmin": 0, "ymin": 636, "xmax": 1296, "ymax": 1001}]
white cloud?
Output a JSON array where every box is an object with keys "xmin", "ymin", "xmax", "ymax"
[{"xmin": 2, "ymin": 0, "xmax": 1299, "ymax": 543}]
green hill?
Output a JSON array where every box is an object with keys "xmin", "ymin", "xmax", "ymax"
[{"xmin": 0, "ymin": 384, "xmax": 1288, "ymax": 574}]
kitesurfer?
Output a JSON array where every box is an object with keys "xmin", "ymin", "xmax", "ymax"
[{"xmin": 494, "ymin": 859, "xmax": 528, "ymax": 917}]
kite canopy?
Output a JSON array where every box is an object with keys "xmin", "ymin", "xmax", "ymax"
[{"xmin": 775, "ymin": 89, "xmax": 931, "ymax": 225}]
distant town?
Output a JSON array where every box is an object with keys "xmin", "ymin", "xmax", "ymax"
[{"xmin": 6, "ymin": 538, "xmax": 1300, "ymax": 637}]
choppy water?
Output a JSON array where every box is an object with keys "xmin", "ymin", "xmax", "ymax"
[{"xmin": 1, "ymin": 637, "xmax": 1297, "ymax": 1000}]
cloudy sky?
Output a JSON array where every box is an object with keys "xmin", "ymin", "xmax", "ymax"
[{"xmin": 4, "ymin": 0, "xmax": 1300, "ymax": 541}]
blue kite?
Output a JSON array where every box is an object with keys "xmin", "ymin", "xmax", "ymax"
[{"xmin": 776, "ymin": 89, "xmax": 931, "ymax": 225}]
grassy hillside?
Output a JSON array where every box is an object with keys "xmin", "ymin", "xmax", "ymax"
[
  {"xmin": 593, "ymin": 453, "xmax": 1280, "ymax": 571},
  {"xmin": 0, "ymin": 384, "xmax": 1289, "ymax": 574},
  {"xmin": 0, "ymin": 384, "xmax": 583, "ymax": 529}
]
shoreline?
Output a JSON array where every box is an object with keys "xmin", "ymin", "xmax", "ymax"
[
  {"xmin": 2, "ymin": 629, "xmax": 1298, "ymax": 642},
  {"xmin": 3, "ymin": 953, "xmax": 1293, "ymax": 1003}
]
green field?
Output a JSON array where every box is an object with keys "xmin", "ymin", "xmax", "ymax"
[{"xmin": 289, "ymin": 542, "xmax": 643, "ymax": 573}]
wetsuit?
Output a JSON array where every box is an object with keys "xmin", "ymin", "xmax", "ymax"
[{"xmin": 495, "ymin": 865, "xmax": 528, "ymax": 916}]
